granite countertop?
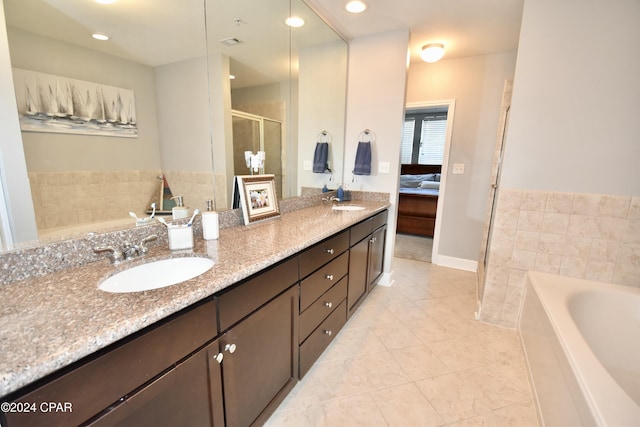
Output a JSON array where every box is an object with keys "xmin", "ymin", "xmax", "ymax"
[{"xmin": 0, "ymin": 201, "xmax": 388, "ymax": 398}]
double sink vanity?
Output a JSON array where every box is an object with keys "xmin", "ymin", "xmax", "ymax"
[{"xmin": 0, "ymin": 199, "xmax": 388, "ymax": 426}]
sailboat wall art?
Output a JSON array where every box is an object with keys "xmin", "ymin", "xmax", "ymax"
[{"xmin": 12, "ymin": 68, "xmax": 138, "ymax": 138}]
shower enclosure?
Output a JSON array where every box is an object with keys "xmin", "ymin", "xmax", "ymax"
[{"xmin": 231, "ymin": 110, "xmax": 283, "ymax": 199}]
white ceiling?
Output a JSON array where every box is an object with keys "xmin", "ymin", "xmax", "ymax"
[
  {"xmin": 3, "ymin": 0, "xmax": 524, "ymax": 81},
  {"xmin": 306, "ymin": 0, "xmax": 524, "ymax": 63}
]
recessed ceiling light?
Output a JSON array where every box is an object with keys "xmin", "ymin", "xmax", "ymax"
[
  {"xmin": 229, "ymin": 75, "xmax": 236, "ymax": 80},
  {"xmin": 94, "ymin": 0, "xmax": 116, "ymax": 4},
  {"xmin": 91, "ymin": 33, "xmax": 110, "ymax": 41},
  {"xmin": 345, "ymin": 1, "xmax": 367, "ymax": 13},
  {"xmin": 285, "ymin": 16, "xmax": 305, "ymax": 28}
]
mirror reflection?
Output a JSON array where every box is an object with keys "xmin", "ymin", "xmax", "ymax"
[{"xmin": 0, "ymin": 0, "xmax": 347, "ymax": 250}]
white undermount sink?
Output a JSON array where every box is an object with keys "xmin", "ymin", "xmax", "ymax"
[
  {"xmin": 99, "ymin": 256, "xmax": 214, "ymax": 293},
  {"xmin": 332, "ymin": 205, "xmax": 365, "ymax": 211}
]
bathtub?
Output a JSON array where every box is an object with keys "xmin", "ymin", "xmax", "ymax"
[{"xmin": 519, "ymin": 271, "xmax": 640, "ymax": 426}]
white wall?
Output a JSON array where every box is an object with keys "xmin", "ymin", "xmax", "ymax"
[
  {"xmin": 344, "ymin": 29, "xmax": 410, "ymax": 276},
  {"xmin": 7, "ymin": 28, "xmax": 162, "ymax": 172},
  {"xmin": 501, "ymin": 0, "xmax": 640, "ymax": 195},
  {"xmin": 297, "ymin": 41, "xmax": 348, "ymax": 193},
  {"xmin": 0, "ymin": 6, "xmax": 36, "ymax": 242},
  {"xmin": 155, "ymin": 56, "xmax": 213, "ymax": 172},
  {"xmin": 406, "ymin": 53, "xmax": 517, "ymax": 261}
]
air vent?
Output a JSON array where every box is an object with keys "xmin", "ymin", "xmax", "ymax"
[{"xmin": 219, "ymin": 37, "xmax": 241, "ymax": 46}]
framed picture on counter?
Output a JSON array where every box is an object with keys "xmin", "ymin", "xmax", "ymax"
[{"xmin": 234, "ymin": 174, "xmax": 280, "ymax": 225}]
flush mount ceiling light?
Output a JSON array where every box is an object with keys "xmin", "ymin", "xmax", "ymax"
[
  {"xmin": 345, "ymin": 1, "xmax": 367, "ymax": 13},
  {"xmin": 94, "ymin": 0, "xmax": 116, "ymax": 4},
  {"xmin": 420, "ymin": 43, "xmax": 445, "ymax": 63},
  {"xmin": 285, "ymin": 16, "xmax": 305, "ymax": 27},
  {"xmin": 91, "ymin": 33, "xmax": 110, "ymax": 41}
]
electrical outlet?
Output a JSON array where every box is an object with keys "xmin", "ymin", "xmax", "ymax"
[
  {"xmin": 303, "ymin": 160, "xmax": 312, "ymax": 171},
  {"xmin": 452, "ymin": 163, "xmax": 465, "ymax": 174},
  {"xmin": 378, "ymin": 161, "xmax": 390, "ymax": 174}
]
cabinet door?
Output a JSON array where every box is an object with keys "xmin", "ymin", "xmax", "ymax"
[
  {"xmin": 368, "ymin": 226, "xmax": 386, "ymax": 291},
  {"xmin": 89, "ymin": 340, "xmax": 224, "ymax": 427},
  {"xmin": 220, "ymin": 286, "xmax": 298, "ymax": 427},
  {"xmin": 347, "ymin": 237, "xmax": 369, "ymax": 318}
]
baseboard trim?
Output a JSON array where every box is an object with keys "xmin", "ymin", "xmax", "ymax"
[
  {"xmin": 376, "ymin": 271, "xmax": 394, "ymax": 287},
  {"xmin": 433, "ymin": 255, "xmax": 478, "ymax": 272}
]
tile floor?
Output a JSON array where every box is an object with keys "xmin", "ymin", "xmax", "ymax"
[{"xmin": 266, "ymin": 256, "xmax": 539, "ymax": 426}]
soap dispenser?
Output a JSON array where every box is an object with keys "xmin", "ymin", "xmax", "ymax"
[
  {"xmin": 171, "ymin": 196, "xmax": 189, "ymax": 220},
  {"xmin": 202, "ymin": 200, "xmax": 219, "ymax": 240},
  {"xmin": 337, "ymin": 185, "xmax": 344, "ymax": 202}
]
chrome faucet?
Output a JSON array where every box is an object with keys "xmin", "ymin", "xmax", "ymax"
[{"xmin": 94, "ymin": 234, "xmax": 158, "ymax": 263}]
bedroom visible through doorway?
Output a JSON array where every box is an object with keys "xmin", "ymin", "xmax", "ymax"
[{"xmin": 394, "ymin": 101, "xmax": 455, "ymax": 265}]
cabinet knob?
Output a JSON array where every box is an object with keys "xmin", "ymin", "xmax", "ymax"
[
  {"xmin": 324, "ymin": 330, "xmax": 332, "ymax": 336},
  {"xmin": 324, "ymin": 301, "xmax": 333, "ymax": 308},
  {"xmin": 325, "ymin": 248, "xmax": 334, "ymax": 255},
  {"xmin": 213, "ymin": 352, "xmax": 224, "ymax": 364},
  {"xmin": 325, "ymin": 274, "xmax": 334, "ymax": 281},
  {"xmin": 224, "ymin": 343, "xmax": 237, "ymax": 354},
  {"xmin": 370, "ymin": 237, "xmax": 376, "ymax": 243}
]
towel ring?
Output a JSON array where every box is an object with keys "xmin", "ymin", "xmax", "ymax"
[
  {"xmin": 317, "ymin": 130, "xmax": 333, "ymax": 143},
  {"xmin": 358, "ymin": 129, "xmax": 375, "ymax": 143}
]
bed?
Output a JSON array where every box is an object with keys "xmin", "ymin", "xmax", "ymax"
[{"xmin": 396, "ymin": 164, "xmax": 441, "ymax": 237}]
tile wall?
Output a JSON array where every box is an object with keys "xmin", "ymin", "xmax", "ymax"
[{"xmin": 480, "ymin": 188, "xmax": 640, "ymax": 328}]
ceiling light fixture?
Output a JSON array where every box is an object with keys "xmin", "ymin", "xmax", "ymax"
[
  {"xmin": 94, "ymin": 0, "xmax": 117, "ymax": 4},
  {"xmin": 420, "ymin": 43, "xmax": 445, "ymax": 63},
  {"xmin": 345, "ymin": 1, "xmax": 367, "ymax": 13},
  {"xmin": 91, "ymin": 33, "xmax": 110, "ymax": 41},
  {"xmin": 285, "ymin": 16, "xmax": 305, "ymax": 27}
]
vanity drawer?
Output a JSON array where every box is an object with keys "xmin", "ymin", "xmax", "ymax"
[
  {"xmin": 299, "ymin": 276, "xmax": 347, "ymax": 342},
  {"xmin": 217, "ymin": 256, "xmax": 298, "ymax": 331},
  {"xmin": 299, "ymin": 230, "xmax": 349, "ymax": 278},
  {"xmin": 299, "ymin": 252, "xmax": 348, "ymax": 312},
  {"xmin": 4, "ymin": 298, "xmax": 217, "ymax": 427},
  {"xmin": 350, "ymin": 217, "xmax": 373, "ymax": 246},
  {"xmin": 299, "ymin": 300, "xmax": 347, "ymax": 377},
  {"xmin": 372, "ymin": 210, "xmax": 388, "ymax": 230}
]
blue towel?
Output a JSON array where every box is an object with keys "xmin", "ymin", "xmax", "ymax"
[
  {"xmin": 353, "ymin": 141, "xmax": 371, "ymax": 175},
  {"xmin": 313, "ymin": 142, "xmax": 330, "ymax": 173}
]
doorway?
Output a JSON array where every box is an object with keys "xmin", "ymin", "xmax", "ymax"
[{"xmin": 395, "ymin": 100, "xmax": 456, "ymax": 264}]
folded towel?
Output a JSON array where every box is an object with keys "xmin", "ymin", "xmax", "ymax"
[
  {"xmin": 353, "ymin": 141, "xmax": 372, "ymax": 175},
  {"xmin": 313, "ymin": 142, "xmax": 330, "ymax": 173}
]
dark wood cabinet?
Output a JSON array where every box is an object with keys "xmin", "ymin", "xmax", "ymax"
[
  {"xmin": 89, "ymin": 339, "xmax": 225, "ymax": 427},
  {"xmin": 218, "ymin": 285, "xmax": 298, "ymax": 427},
  {"xmin": 3, "ymin": 209, "xmax": 387, "ymax": 427},
  {"xmin": 347, "ymin": 210, "xmax": 388, "ymax": 317}
]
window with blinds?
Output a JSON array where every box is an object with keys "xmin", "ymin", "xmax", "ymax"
[{"xmin": 400, "ymin": 110, "xmax": 447, "ymax": 165}]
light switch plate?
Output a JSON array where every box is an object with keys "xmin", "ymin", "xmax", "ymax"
[
  {"xmin": 452, "ymin": 163, "xmax": 465, "ymax": 174},
  {"xmin": 303, "ymin": 160, "xmax": 312, "ymax": 171},
  {"xmin": 378, "ymin": 161, "xmax": 390, "ymax": 174}
]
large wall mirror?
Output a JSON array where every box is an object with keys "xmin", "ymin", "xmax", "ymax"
[{"xmin": 0, "ymin": 0, "xmax": 347, "ymax": 251}]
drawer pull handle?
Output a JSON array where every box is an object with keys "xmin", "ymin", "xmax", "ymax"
[
  {"xmin": 325, "ymin": 330, "xmax": 332, "ymax": 336},
  {"xmin": 213, "ymin": 352, "xmax": 224, "ymax": 364},
  {"xmin": 225, "ymin": 343, "xmax": 237, "ymax": 354},
  {"xmin": 325, "ymin": 274, "xmax": 334, "ymax": 281},
  {"xmin": 325, "ymin": 248, "xmax": 334, "ymax": 255},
  {"xmin": 324, "ymin": 301, "xmax": 333, "ymax": 308}
]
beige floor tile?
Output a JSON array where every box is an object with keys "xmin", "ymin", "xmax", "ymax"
[
  {"xmin": 268, "ymin": 256, "xmax": 538, "ymax": 426},
  {"xmin": 372, "ymin": 382, "xmax": 446, "ymax": 426}
]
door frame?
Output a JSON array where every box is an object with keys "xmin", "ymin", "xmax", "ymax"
[{"xmin": 404, "ymin": 99, "xmax": 456, "ymax": 264}]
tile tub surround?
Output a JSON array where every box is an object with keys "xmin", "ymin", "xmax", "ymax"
[
  {"xmin": 0, "ymin": 200, "xmax": 388, "ymax": 397},
  {"xmin": 480, "ymin": 189, "xmax": 640, "ymax": 328}
]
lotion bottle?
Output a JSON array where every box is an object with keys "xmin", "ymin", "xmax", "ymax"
[
  {"xmin": 202, "ymin": 200, "xmax": 219, "ymax": 240},
  {"xmin": 171, "ymin": 196, "xmax": 189, "ymax": 220}
]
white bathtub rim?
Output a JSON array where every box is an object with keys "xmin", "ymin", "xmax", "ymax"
[{"xmin": 526, "ymin": 271, "xmax": 640, "ymax": 427}]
